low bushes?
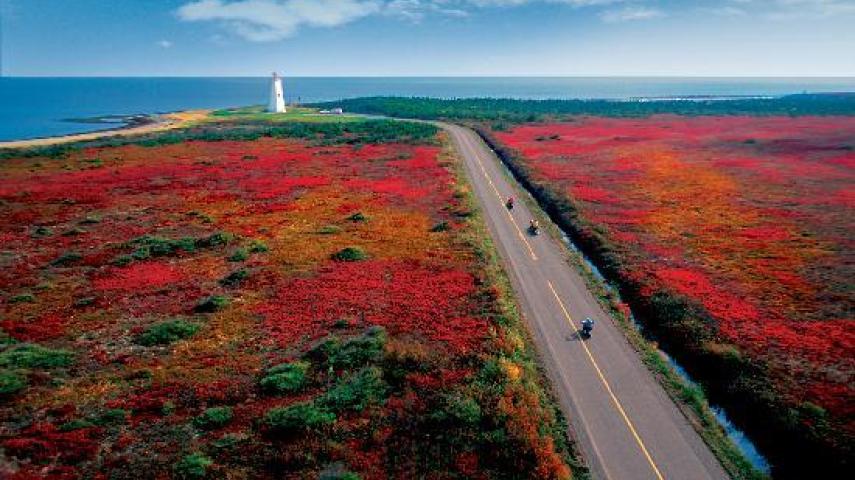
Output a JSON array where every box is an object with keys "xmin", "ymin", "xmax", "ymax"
[
  {"xmin": 308, "ymin": 326, "xmax": 386, "ymax": 370},
  {"xmin": 194, "ymin": 296, "xmax": 229, "ymax": 313},
  {"xmin": 193, "ymin": 406, "xmax": 233, "ymax": 430},
  {"xmin": 0, "ymin": 344, "xmax": 73, "ymax": 369},
  {"xmin": 173, "ymin": 453, "xmax": 213, "ymax": 480},
  {"xmin": 318, "ymin": 366, "xmax": 387, "ymax": 412},
  {"xmin": 265, "ymin": 402, "xmax": 336, "ymax": 432},
  {"xmin": 136, "ymin": 320, "xmax": 200, "ymax": 346},
  {"xmin": 219, "ymin": 269, "xmax": 249, "ymax": 287},
  {"xmin": 332, "ymin": 246, "xmax": 368, "ymax": 262},
  {"xmin": 0, "ymin": 370, "xmax": 27, "ymax": 395},
  {"xmin": 260, "ymin": 361, "xmax": 309, "ymax": 394}
]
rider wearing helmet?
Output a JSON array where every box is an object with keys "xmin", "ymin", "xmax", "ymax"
[
  {"xmin": 581, "ymin": 317, "xmax": 594, "ymax": 336},
  {"xmin": 506, "ymin": 196, "xmax": 515, "ymax": 209}
]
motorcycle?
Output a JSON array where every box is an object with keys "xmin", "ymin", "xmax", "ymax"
[
  {"xmin": 580, "ymin": 317, "xmax": 594, "ymax": 339},
  {"xmin": 506, "ymin": 198, "xmax": 515, "ymax": 210},
  {"xmin": 528, "ymin": 220, "xmax": 540, "ymax": 236}
]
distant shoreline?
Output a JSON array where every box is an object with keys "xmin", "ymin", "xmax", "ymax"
[{"xmin": 0, "ymin": 110, "xmax": 209, "ymax": 149}]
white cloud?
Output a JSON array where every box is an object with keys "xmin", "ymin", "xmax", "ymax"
[
  {"xmin": 157, "ymin": 40, "xmax": 174, "ymax": 48},
  {"xmin": 768, "ymin": 0, "xmax": 855, "ymax": 19},
  {"xmin": 174, "ymin": 0, "xmax": 652, "ymax": 41},
  {"xmin": 177, "ymin": 0, "xmax": 383, "ymax": 41},
  {"xmin": 600, "ymin": 5, "xmax": 664, "ymax": 22},
  {"xmin": 703, "ymin": 6, "xmax": 747, "ymax": 16}
]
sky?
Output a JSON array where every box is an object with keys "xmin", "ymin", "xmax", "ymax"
[{"xmin": 1, "ymin": 0, "xmax": 854, "ymax": 76}]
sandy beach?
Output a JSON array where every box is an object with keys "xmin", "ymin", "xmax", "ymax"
[{"xmin": 0, "ymin": 110, "xmax": 210, "ymax": 149}]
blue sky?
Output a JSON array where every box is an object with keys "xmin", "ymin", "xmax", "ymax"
[{"xmin": 2, "ymin": 0, "xmax": 854, "ymax": 76}]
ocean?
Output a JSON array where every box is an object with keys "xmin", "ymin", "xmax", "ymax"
[{"xmin": 1, "ymin": 76, "xmax": 854, "ymax": 141}]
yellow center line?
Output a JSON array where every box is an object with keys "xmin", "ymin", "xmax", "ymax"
[
  {"xmin": 546, "ymin": 280, "xmax": 665, "ymax": 480},
  {"xmin": 463, "ymin": 135, "xmax": 538, "ymax": 261}
]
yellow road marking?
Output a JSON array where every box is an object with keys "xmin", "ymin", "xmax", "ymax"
[
  {"xmin": 462, "ymin": 134, "xmax": 538, "ymax": 261},
  {"xmin": 546, "ymin": 280, "xmax": 665, "ymax": 480}
]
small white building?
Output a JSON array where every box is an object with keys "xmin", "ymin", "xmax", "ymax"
[{"xmin": 268, "ymin": 72, "xmax": 286, "ymax": 113}]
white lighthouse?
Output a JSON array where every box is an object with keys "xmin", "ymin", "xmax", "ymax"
[{"xmin": 268, "ymin": 72, "xmax": 286, "ymax": 113}]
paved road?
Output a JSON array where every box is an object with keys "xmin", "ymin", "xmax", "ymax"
[{"xmin": 443, "ymin": 123, "xmax": 729, "ymax": 480}]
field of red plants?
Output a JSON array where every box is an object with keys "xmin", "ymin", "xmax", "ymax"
[
  {"xmin": 0, "ymin": 124, "xmax": 576, "ymax": 479},
  {"xmin": 489, "ymin": 115, "xmax": 854, "ymax": 472}
]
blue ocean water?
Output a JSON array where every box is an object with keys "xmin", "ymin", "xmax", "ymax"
[{"xmin": 1, "ymin": 76, "xmax": 854, "ymax": 141}]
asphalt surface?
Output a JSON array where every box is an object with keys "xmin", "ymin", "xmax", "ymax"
[{"xmin": 443, "ymin": 123, "xmax": 729, "ymax": 480}]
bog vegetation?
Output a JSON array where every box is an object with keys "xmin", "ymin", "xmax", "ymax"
[
  {"xmin": 482, "ymin": 115, "xmax": 854, "ymax": 477},
  {"xmin": 0, "ymin": 117, "xmax": 581, "ymax": 479}
]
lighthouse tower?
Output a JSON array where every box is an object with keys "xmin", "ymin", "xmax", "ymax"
[{"xmin": 268, "ymin": 72, "xmax": 286, "ymax": 113}]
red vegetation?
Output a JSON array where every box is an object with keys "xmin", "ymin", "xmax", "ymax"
[
  {"xmin": 0, "ymin": 131, "xmax": 571, "ymax": 478},
  {"xmin": 493, "ymin": 115, "xmax": 855, "ymax": 430}
]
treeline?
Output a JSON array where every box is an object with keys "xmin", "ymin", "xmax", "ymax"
[
  {"xmin": 0, "ymin": 119, "xmax": 438, "ymax": 159},
  {"xmin": 312, "ymin": 93, "xmax": 855, "ymax": 122}
]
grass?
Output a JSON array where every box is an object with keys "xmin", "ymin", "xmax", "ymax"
[
  {"xmin": 1, "ymin": 118, "xmax": 439, "ymax": 161},
  {"xmin": 209, "ymin": 106, "xmax": 363, "ymax": 124}
]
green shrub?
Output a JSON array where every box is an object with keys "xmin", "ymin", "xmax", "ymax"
[
  {"xmin": 347, "ymin": 212, "xmax": 368, "ymax": 222},
  {"xmin": 436, "ymin": 392, "xmax": 482, "ymax": 425},
  {"xmin": 32, "ymin": 226, "xmax": 52, "ymax": 237},
  {"xmin": 332, "ymin": 246, "xmax": 368, "ymax": 262},
  {"xmin": 195, "ymin": 231, "xmax": 235, "ymax": 248},
  {"xmin": 320, "ymin": 464, "xmax": 362, "ymax": 480},
  {"xmin": 193, "ymin": 406, "xmax": 233, "ymax": 430},
  {"xmin": 260, "ymin": 361, "xmax": 309, "ymax": 394},
  {"xmin": 9, "ymin": 293, "xmax": 35, "ymax": 303},
  {"xmin": 137, "ymin": 320, "xmax": 200, "ymax": 346},
  {"xmin": 173, "ymin": 453, "xmax": 213, "ymax": 480},
  {"xmin": 51, "ymin": 251, "xmax": 82, "ymax": 266},
  {"xmin": 430, "ymin": 221, "xmax": 450, "ymax": 232},
  {"xmin": 93, "ymin": 409, "xmax": 128, "ymax": 426},
  {"xmin": 219, "ymin": 269, "xmax": 249, "ymax": 287},
  {"xmin": 112, "ymin": 254, "xmax": 134, "ymax": 266},
  {"xmin": 248, "ymin": 240, "xmax": 269, "ymax": 253},
  {"xmin": 211, "ymin": 433, "xmax": 243, "ymax": 450},
  {"xmin": 265, "ymin": 402, "xmax": 336, "ymax": 432},
  {"xmin": 194, "ymin": 295, "xmax": 229, "ymax": 313},
  {"xmin": 309, "ymin": 327, "xmax": 386, "ymax": 370},
  {"xmin": 129, "ymin": 235, "xmax": 196, "ymax": 259},
  {"xmin": 319, "ymin": 366, "xmax": 387, "ymax": 412},
  {"xmin": 59, "ymin": 419, "xmax": 96, "ymax": 431},
  {"xmin": 0, "ymin": 344, "xmax": 73, "ymax": 369},
  {"xmin": 227, "ymin": 248, "xmax": 248, "ymax": 262},
  {"xmin": 318, "ymin": 225, "xmax": 342, "ymax": 234},
  {"xmin": 62, "ymin": 227, "xmax": 86, "ymax": 236},
  {"xmin": 73, "ymin": 296, "xmax": 97, "ymax": 307},
  {"xmin": 0, "ymin": 370, "xmax": 27, "ymax": 395}
]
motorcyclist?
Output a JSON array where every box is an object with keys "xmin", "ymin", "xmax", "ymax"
[
  {"xmin": 581, "ymin": 317, "xmax": 594, "ymax": 337},
  {"xmin": 529, "ymin": 219, "xmax": 540, "ymax": 234},
  {"xmin": 506, "ymin": 196, "xmax": 515, "ymax": 209}
]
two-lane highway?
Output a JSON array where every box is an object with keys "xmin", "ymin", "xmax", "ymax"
[{"xmin": 443, "ymin": 123, "xmax": 729, "ymax": 480}]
